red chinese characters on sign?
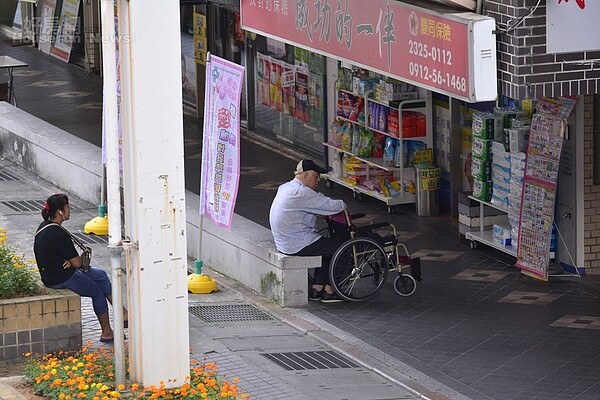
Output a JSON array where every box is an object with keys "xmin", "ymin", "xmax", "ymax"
[
  {"xmin": 241, "ymin": 0, "xmax": 471, "ymax": 100},
  {"xmin": 558, "ymin": 0, "xmax": 585, "ymax": 10}
]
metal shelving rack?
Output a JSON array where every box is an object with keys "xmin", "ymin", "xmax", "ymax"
[{"xmin": 324, "ymin": 87, "xmax": 432, "ymax": 213}]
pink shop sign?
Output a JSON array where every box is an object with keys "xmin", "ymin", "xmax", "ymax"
[{"xmin": 241, "ymin": 0, "xmax": 495, "ymax": 101}]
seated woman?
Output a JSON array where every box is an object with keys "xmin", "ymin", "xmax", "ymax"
[{"xmin": 33, "ymin": 193, "xmax": 127, "ymax": 343}]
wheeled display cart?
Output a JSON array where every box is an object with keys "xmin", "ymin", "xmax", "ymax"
[{"xmin": 465, "ymin": 195, "xmax": 517, "ymax": 256}]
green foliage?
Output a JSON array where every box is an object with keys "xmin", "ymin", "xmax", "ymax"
[{"xmin": 0, "ymin": 227, "xmax": 42, "ymax": 299}]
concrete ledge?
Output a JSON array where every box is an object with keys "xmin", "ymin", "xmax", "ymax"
[
  {"xmin": 185, "ymin": 194, "xmax": 320, "ymax": 307},
  {"xmin": 0, "ymin": 102, "xmax": 102, "ymax": 205},
  {"xmin": 0, "ymin": 102, "xmax": 318, "ymax": 308}
]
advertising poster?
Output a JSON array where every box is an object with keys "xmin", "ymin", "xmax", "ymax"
[
  {"xmin": 308, "ymin": 72, "xmax": 323, "ymax": 126},
  {"xmin": 281, "ymin": 62, "xmax": 295, "ymax": 116},
  {"xmin": 294, "ymin": 47, "xmax": 309, "ymax": 68},
  {"xmin": 51, "ymin": 0, "xmax": 81, "ymax": 62},
  {"xmin": 38, "ymin": 0, "xmax": 57, "ymax": 54},
  {"xmin": 193, "ymin": 12, "xmax": 207, "ymax": 65},
  {"xmin": 516, "ymin": 97, "xmax": 577, "ymax": 281},
  {"xmin": 269, "ymin": 59, "xmax": 283, "ymax": 112},
  {"xmin": 200, "ymin": 55, "xmax": 245, "ymax": 229},
  {"xmin": 256, "ymin": 52, "xmax": 271, "ymax": 107},
  {"xmin": 295, "ymin": 66, "xmax": 309, "ymax": 122},
  {"xmin": 182, "ymin": 55, "xmax": 198, "ymax": 111}
]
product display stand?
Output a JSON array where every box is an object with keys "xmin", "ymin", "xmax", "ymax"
[
  {"xmin": 465, "ymin": 195, "xmax": 517, "ymax": 256},
  {"xmin": 324, "ymin": 86, "xmax": 432, "ymax": 213}
]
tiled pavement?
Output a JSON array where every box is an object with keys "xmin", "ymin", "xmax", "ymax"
[{"xmin": 2, "ymin": 38, "xmax": 600, "ymax": 399}]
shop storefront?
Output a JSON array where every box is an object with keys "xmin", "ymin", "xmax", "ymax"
[
  {"xmin": 241, "ymin": 0, "xmax": 497, "ymax": 211},
  {"xmin": 238, "ymin": 0, "xmax": 600, "ymax": 280},
  {"xmin": 0, "ymin": 0, "xmax": 100, "ymax": 71}
]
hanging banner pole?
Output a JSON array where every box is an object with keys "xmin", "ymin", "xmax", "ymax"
[{"xmin": 191, "ymin": 52, "xmax": 245, "ymax": 292}]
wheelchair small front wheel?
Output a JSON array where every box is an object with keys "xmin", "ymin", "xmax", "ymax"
[
  {"xmin": 393, "ymin": 274, "xmax": 416, "ymax": 297},
  {"xmin": 329, "ymin": 237, "xmax": 389, "ymax": 302}
]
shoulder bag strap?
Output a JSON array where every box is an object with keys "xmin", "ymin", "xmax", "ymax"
[{"xmin": 35, "ymin": 222, "xmax": 87, "ymax": 252}]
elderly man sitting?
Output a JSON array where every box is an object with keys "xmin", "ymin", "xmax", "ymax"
[{"xmin": 269, "ymin": 160, "xmax": 346, "ymax": 303}]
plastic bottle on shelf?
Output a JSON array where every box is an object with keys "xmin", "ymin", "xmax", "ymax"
[{"xmin": 332, "ymin": 155, "xmax": 342, "ymax": 178}]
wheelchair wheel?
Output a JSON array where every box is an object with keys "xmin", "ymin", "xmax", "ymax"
[
  {"xmin": 329, "ymin": 237, "xmax": 389, "ymax": 302},
  {"xmin": 393, "ymin": 274, "xmax": 416, "ymax": 297}
]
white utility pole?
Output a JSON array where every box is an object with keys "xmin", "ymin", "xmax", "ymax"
[
  {"xmin": 99, "ymin": 0, "xmax": 125, "ymax": 386},
  {"xmin": 117, "ymin": 0, "xmax": 190, "ymax": 387}
]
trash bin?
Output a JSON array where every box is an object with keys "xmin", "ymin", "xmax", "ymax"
[{"xmin": 415, "ymin": 165, "xmax": 440, "ymax": 216}]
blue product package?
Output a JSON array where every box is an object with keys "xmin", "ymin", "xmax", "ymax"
[{"xmin": 383, "ymin": 137, "xmax": 395, "ymax": 167}]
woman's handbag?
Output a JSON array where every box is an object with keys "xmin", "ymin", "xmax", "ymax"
[{"xmin": 35, "ymin": 223, "xmax": 92, "ymax": 272}]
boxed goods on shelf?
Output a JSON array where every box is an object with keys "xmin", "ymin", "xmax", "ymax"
[
  {"xmin": 416, "ymin": 113, "xmax": 426, "ymax": 136},
  {"xmin": 472, "ymin": 137, "xmax": 492, "ymax": 161},
  {"xmin": 472, "ymin": 158, "xmax": 491, "ymax": 181},
  {"xmin": 387, "ymin": 109, "xmax": 399, "ymax": 136},
  {"xmin": 368, "ymin": 101, "xmax": 389, "ymax": 132},
  {"xmin": 494, "ymin": 107, "xmax": 525, "ymax": 147},
  {"xmin": 506, "ymin": 128, "xmax": 530, "ymax": 153},
  {"xmin": 472, "ymin": 178, "xmax": 492, "ymax": 201},
  {"xmin": 472, "ymin": 112, "xmax": 495, "ymax": 140},
  {"xmin": 352, "ymin": 77, "xmax": 377, "ymax": 96},
  {"xmin": 492, "ymin": 224, "xmax": 512, "ymax": 246}
]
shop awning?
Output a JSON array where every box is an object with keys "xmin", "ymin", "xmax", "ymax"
[{"xmin": 241, "ymin": 0, "xmax": 497, "ymax": 102}]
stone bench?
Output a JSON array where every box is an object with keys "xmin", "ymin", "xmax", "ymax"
[{"xmin": 186, "ymin": 198, "xmax": 321, "ymax": 308}]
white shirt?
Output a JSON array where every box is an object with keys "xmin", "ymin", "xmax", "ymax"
[{"xmin": 269, "ymin": 178, "xmax": 346, "ymax": 254}]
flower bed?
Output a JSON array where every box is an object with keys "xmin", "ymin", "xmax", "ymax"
[
  {"xmin": 24, "ymin": 345, "xmax": 249, "ymax": 399},
  {"xmin": 0, "ymin": 228, "xmax": 82, "ymax": 365}
]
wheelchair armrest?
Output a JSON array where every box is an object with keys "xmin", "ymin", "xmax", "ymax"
[{"xmin": 354, "ymin": 222, "xmax": 390, "ymax": 233}]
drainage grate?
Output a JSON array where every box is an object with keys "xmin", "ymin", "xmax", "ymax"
[
  {"xmin": 72, "ymin": 232, "xmax": 108, "ymax": 244},
  {"xmin": 0, "ymin": 199, "xmax": 45, "ymax": 212},
  {"xmin": 261, "ymin": 351, "xmax": 359, "ymax": 371},
  {"xmin": 188, "ymin": 304, "xmax": 274, "ymax": 323},
  {"xmin": 0, "ymin": 170, "xmax": 20, "ymax": 181}
]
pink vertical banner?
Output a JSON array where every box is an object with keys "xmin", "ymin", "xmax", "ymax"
[{"xmin": 200, "ymin": 55, "xmax": 245, "ymax": 229}]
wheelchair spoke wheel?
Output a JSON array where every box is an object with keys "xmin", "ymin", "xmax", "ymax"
[
  {"xmin": 329, "ymin": 237, "xmax": 389, "ymax": 302},
  {"xmin": 393, "ymin": 274, "xmax": 416, "ymax": 297}
]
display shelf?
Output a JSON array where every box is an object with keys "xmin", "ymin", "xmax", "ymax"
[
  {"xmin": 367, "ymin": 98, "xmax": 427, "ymax": 117},
  {"xmin": 323, "ymin": 142, "xmax": 403, "ymax": 172},
  {"xmin": 325, "ymin": 175, "xmax": 416, "ymax": 206},
  {"xmin": 467, "ymin": 195, "xmax": 519, "ymax": 217},
  {"xmin": 326, "ymin": 85, "xmax": 432, "ymax": 211},
  {"xmin": 465, "ymin": 230, "xmax": 517, "ymax": 256},
  {"xmin": 337, "ymin": 88, "xmax": 356, "ymax": 96},
  {"xmin": 465, "ymin": 195, "xmax": 517, "ymax": 257},
  {"xmin": 335, "ymin": 115, "xmax": 365, "ymax": 126}
]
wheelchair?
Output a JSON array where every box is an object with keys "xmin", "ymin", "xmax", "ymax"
[{"xmin": 323, "ymin": 211, "xmax": 420, "ymax": 302}]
